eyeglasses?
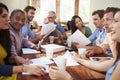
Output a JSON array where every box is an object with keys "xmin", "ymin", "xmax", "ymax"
[{"xmin": 47, "ymin": 16, "xmax": 55, "ymax": 19}]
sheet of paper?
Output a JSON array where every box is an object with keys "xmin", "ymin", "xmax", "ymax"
[
  {"xmin": 40, "ymin": 23, "xmax": 56, "ymax": 38},
  {"xmin": 22, "ymin": 57, "xmax": 54, "ymax": 75},
  {"xmin": 22, "ymin": 48, "xmax": 40, "ymax": 54},
  {"xmin": 68, "ymin": 29, "xmax": 91, "ymax": 45},
  {"xmin": 53, "ymin": 51, "xmax": 79, "ymax": 66}
]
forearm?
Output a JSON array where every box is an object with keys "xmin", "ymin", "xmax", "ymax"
[{"xmin": 77, "ymin": 58, "xmax": 115, "ymax": 72}]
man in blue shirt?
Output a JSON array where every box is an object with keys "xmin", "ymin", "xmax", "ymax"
[
  {"xmin": 44, "ymin": 11, "xmax": 67, "ymax": 42},
  {"xmin": 21, "ymin": 6, "xmax": 44, "ymax": 43},
  {"xmin": 89, "ymin": 10, "xmax": 107, "ymax": 45}
]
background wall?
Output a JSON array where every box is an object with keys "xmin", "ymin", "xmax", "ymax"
[
  {"xmin": 0, "ymin": 0, "xmax": 27, "ymax": 15},
  {"xmin": 89, "ymin": 0, "xmax": 120, "ymax": 31}
]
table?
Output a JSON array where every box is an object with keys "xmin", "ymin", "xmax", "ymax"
[{"xmin": 17, "ymin": 51, "xmax": 106, "ymax": 80}]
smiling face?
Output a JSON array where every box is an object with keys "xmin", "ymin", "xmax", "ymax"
[
  {"xmin": 103, "ymin": 12, "xmax": 114, "ymax": 33},
  {"xmin": 0, "ymin": 8, "xmax": 9, "ymax": 29},
  {"xmin": 10, "ymin": 11, "xmax": 25, "ymax": 31},
  {"xmin": 92, "ymin": 14, "xmax": 103, "ymax": 28},
  {"xmin": 26, "ymin": 9, "xmax": 35, "ymax": 22},
  {"xmin": 75, "ymin": 17, "xmax": 83, "ymax": 29},
  {"xmin": 111, "ymin": 11, "xmax": 120, "ymax": 42}
]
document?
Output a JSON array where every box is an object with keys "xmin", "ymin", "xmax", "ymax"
[
  {"xmin": 53, "ymin": 51, "xmax": 79, "ymax": 66},
  {"xmin": 22, "ymin": 48, "xmax": 40, "ymax": 54},
  {"xmin": 40, "ymin": 23, "xmax": 56, "ymax": 38},
  {"xmin": 68, "ymin": 29, "xmax": 91, "ymax": 45},
  {"xmin": 22, "ymin": 57, "xmax": 54, "ymax": 75}
]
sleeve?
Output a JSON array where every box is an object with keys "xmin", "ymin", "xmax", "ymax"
[
  {"xmin": 10, "ymin": 34, "xmax": 18, "ymax": 56},
  {"xmin": 27, "ymin": 26, "xmax": 36, "ymax": 39},
  {"xmin": 56, "ymin": 23, "xmax": 65, "ymax": 33},
  {"xmin": 22, "ymin": 38, "xmax": 35, "ymax": 48},
  {"xmin": 85, "ymin": 26, "xmax": 92, "ymax": 37},
  {"xmin": 0, "ymin": 64, "xmax": 13, "ymax": 76},
  {"xmin": 88, "ymin": 29, "xmax": 98, "ymax": 42}
]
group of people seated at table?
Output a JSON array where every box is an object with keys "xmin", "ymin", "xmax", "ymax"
[{"xmin": 0, "ymin": 2, "xmax": 120, "ymax": 80}]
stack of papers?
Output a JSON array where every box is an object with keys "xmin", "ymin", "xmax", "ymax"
[
  {"xmin": 68, "ymin": 29, "xmax": 91, "ymax": 45},
  {"xmin": 41, "ymin": 44, "xmax": 66, "ymax": 52},
  {"xmin": 40, "ymin": 23, "xmax": 56, "ymax": 38},
  {"xmin": 53, "ymin": 51, "xmax": 79, "ymax": 66},
  {"xmin": 22, "ymin": 48, "xmax": 40, "ymax": 54}
]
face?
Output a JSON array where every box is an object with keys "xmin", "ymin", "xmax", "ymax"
[
  {"xmin": 92, "ymin": 14, "xmax": 103, "ymax": 28},
  {"xmin": 103, "ymin": 12, "xmax": 114, "ymax": 33},
  {"xmin": 26, "ymin": 9, "xmax": 35, "ymax": 22},
  {"xmin": 111, "ymin": 11, "xmax": 120, "ymax": 42},
  {"xmin": 10, "ymin": 12, "xmax": 25, "ymax": 31},
  {"xmin": 0, "ymin": 8, "xmax": 9, "ymax": 29},
  {"xmin": 75, "ymin": 17, "xmax": 83, "ymax": 29},
  {"xmin": 47, "ymin": 12, "xmax": 56, "ymax": 23}
]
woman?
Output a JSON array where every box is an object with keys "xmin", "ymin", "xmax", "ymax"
[
  {"xmin": 49, "ymin": 10, "xmax": 120, "ymax": 80},
  {"xmin": 70, "ymin": 15, "xmax": 92, "ymax": 38},
  {"xmin": 0, "ymin": 3, "xmax": 46, "ymax": 80}
]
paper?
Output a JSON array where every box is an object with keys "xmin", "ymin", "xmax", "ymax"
[
  {"xmin": 22, "ymin": 57, "xmax": 54, "ymax": 75},
  {"xmin": 40, "ymin": 23, "xmax": 56, "ymax": 38},
  {"xmin": 53, "ymin": 51, "xmax": 79, "ymax": 66},
  {"xmin": 41, "ymin": 44, "xmax": 65, "ymax": 52},
  {"xmin": 68, "ymin": 29, "xmax": 91, "ymax": 45},
  {"xmin": 22, "ymin": 48, "xmax": 40, "ymax": 54}
]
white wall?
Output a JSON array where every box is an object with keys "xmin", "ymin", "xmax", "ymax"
[
  {"xmin": 89, "ymin": 0, "xmax": 120, "ymax": 32},
  {"xmin": 0, "ymin": 0, "xmax": 27, "ymax": 15}
]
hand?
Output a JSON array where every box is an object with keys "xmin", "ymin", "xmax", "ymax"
[
  {"xmin": 49, "ymin": 66, "xmax": 71, "ymax": 80},
  {"xmin": 14, "ymin": 56, "xmax": 32, "ymax": 64},
  {"xmin": 33, "ymin": 45, "xmax": 41, "ymax": 51},
  {"xmin": 72, "ymin": 42, "xmax": 79, "ymax": 48},
  {"xmin": 85, "ymin": 49, "xmax": 95, "ymax": 58},
  {"xmin": 23, "ymin": 65, "xmax": 47, "ymax": 76},
  {"xmin": 70, "ymin": 52, "xmax": 80, "ymax": 62}
]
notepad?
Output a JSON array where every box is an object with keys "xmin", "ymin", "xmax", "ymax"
[
  {"xmin": 22, "ymin": 48, "xmax": 40, "ymax": 54},
  {"xmin": 41, "ymin": 44, "xmax": 66, "ymax": 52}
]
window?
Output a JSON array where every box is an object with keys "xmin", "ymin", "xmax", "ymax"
[
  {"xmin": 79, "ymin": 0, "xmax": 90, "ymax": 22},
  {"xmin": 60, "ymin": 0, "xmax": 74, "ymax": 22}
]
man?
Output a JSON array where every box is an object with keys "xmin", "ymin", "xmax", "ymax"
[
  {"xmin": 9, "ymin": 9, "xmax": 39, "ymax": 64},
  {"xmin": 89, "ymin": 9, "xmax": 107, "ymax": 45},
  {"xmin": 75, "ymin": 7, "xmax": 120, "ymax": 57},
  {"xmin": 21, "ymin": 6, "xmax": 43, "ymax": 43},
  {"xmin": 45, "ymin": 11, "xmax": 67, "ymax": 42}
]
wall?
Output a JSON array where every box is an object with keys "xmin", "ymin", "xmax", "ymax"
[
  {"xmin": 89, "ymin": 0, "xmax": 120, "ymax": 32},
  {"xmin": 0, "ymin": 0, "xmax": 27, "ymax": 15}
]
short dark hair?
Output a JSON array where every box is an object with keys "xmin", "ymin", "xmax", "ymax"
[
  {"xmin": 10, "ymin": 9, "xmax": 25, "ymax": 18},
  {"xmin": 105, "ymin": 7, "xmax": 120, "ymax": 17},
  {"xmin": 92, "ymin": 9, "xmax": 105, "ymax": 19},
  {"xmin": 24, "ymin": 5, "xmax": 36, "ymax": 12},
  {"xmin": 0, "ymin": 2, "xmax": 9, "ymax": 15}
]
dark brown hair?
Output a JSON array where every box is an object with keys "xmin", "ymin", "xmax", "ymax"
[
  {"xmin": 24, "ymin": 5, "xmax": 36, "ymax": 12},
  {"xmin": 92, "ymin": 9, "xmax": 105, "ymax": 19},
  {"xmin": 70, "ymin": 15, "xmax": 84, "ymax": 34},
  {"xmin": 105, "ymin": 7, "xmax": 120, "ymax": 17}
]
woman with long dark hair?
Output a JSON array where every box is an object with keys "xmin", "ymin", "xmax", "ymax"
[{"xmin": 70, "ymin": 15, "xmax": 92, "ymax": 37}]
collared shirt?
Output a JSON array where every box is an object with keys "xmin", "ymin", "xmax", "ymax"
[
  {"xmin": 9, "ymin": 23, "xmax": 35, "ymax": 56},
  {"xmin": 89, "ymin": 27, "xmax": 107, "ymax": 45},
  {"xmin": 21, "ymin": 24, "xmax": 35, "ymax": 39},
  {"xmin": 98, "ymin": 33, "xmax": 117, "ymax": 57},
  {"xmin": 105, "ymin": 59, "xmax": 120, "ymax": 80}
]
